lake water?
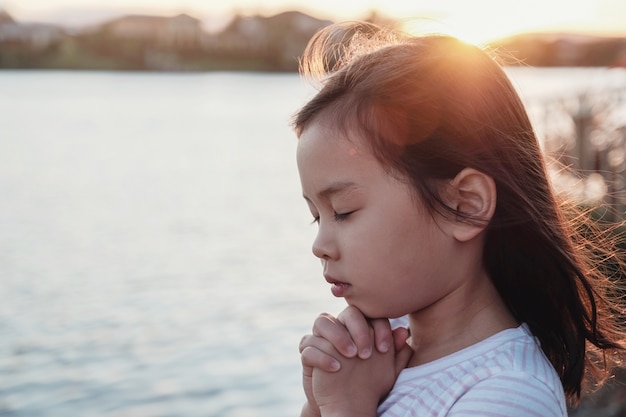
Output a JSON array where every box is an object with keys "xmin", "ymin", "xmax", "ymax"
[{"xmin": 0, "ymin": 68, "xmax": 625, "ymax": 417}]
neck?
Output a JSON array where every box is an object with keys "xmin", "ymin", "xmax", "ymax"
[{"xmin": 406, "ymin": 271, "xmax": 518, "ymax": 367}]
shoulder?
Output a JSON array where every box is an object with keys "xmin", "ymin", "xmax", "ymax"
[
  {"xmin": 378, "ymin": 324, "xmax": 567, "ymax": 417},
  {"xmin": 471, "ymin": 324, "xmax": 563, "ymax": 388},
  {"xmin": 452, "ymin": 324, "xmax": 567, "ymax": 416},
  {"xmin": 448, "ymin": 371, "xmax": 567, "ymax": 417}
]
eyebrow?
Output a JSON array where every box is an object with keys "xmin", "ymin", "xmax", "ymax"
[{"xmin": 303, "ymin": 181, "xmax": 361, "ymax": 202}]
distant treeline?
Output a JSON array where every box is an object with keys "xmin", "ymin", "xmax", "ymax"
[
  {"xmin": 1, "ymin": 9, "xmax": 626, "ymax": 71},
  {"xmin": 493, "ymin": 33, "xmax": 626, "ymax": 67}
]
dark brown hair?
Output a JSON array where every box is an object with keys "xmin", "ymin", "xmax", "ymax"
[{"xmin": 292, "ymin": 21, "xmax": 626, "ymax": 403}]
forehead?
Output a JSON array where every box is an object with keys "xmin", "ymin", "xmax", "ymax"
[
  {"xmin": 296, "ymin": 118, "xmax": 427, "ymax": 214},
  {"xmin": 296, "ymin": 120, "xmax": 386, "ymax": 197},
  {"xmin": 296, "ymin": 119, "xmax": 371, "ymax": 167}
]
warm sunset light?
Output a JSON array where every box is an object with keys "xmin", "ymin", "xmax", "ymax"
[
  {"xmin": 4, "ymin": 0, "xmax": 626, "ymax": 43},
  {"xmin": 382, "ymin": 0, "xmax": 626, "ymax": 45},
  {"xmin": 2, "ymin": 0, "xmax": 626, "ymax": 416},
  {"xmin": 398, "ymin": 10, "xmax": 551, "ymax": 46}
]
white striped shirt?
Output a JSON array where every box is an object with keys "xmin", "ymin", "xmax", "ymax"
[{"xmin": 377, "ymin": 323, "xmax": 567, "ymax": 417}]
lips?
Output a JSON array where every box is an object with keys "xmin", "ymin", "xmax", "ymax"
[{"xmin": 325, "ymin": 275, "xmax": 350, "ymax": 297}]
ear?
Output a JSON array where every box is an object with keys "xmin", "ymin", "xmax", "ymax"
[{"xmin": 447, "ymin": 167, "xmax": 496, "ymax": 242}]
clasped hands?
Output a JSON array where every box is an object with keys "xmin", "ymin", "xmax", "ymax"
[{"xmin": 299, "ymin": 306, "xmax": 413, "ymax": 417}]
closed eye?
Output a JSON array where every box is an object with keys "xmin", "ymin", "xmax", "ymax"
[
  {"xmin": 310, "ymin": 211, "xmax": 354, "ymax": 224},
  {"xmin": 334, "ymin": 211, "xmax": 355, "ymax": 222}
]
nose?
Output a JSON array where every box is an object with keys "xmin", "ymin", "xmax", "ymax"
[{"xmin": 311, "ymin": 224, "xmax": 338, "ymax": 260}]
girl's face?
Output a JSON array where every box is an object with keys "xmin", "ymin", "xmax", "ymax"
[{"xmin": 297, "ymin": 120, "xmax": 460, "ymax": 319}]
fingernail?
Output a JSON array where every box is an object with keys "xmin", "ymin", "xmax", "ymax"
[
  {"xmin": 359, "ymin": 346, "xmax": 372, "ymax": 359},
  {"xmin": 379, "ymin": 340, "xmax": 390, "ymax": 352},
  {"xmin": 329, "ymin": 360, "xmax": 340, "ymax": 371},
  {"xmin": 346, "ymin": 344, "xmax": 357, "ymax": 357}
]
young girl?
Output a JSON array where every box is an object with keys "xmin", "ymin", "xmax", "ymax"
[{"xmin": 293, "ymin": 22, "xmax": 626, "ymax": 417}]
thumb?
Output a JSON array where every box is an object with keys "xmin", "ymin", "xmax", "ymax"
[
  {"xmin": 392, "ymin": 327, "xmax": 410, "ymax": 351},
  {"xmin": 391, "ymin": 327, "xmax": 412, "ymax": 376},
  {"xmin": 394, "ymin": 342, "xmax": 413, "ymax": 377}
]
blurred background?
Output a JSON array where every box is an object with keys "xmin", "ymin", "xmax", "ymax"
[{"xmin": 0, "ymin": 1, "xmax": 625, "ymax": 416}]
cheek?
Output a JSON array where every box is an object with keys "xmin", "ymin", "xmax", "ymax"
[
  {"xmin": 348, "ymin": 222, "xmax": 426, "ymax": 272},
  {"xmin": 377, "ymin": 221, "xmax": 440, "ymax": 275}
]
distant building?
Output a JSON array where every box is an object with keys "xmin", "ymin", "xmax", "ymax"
[
  {"xmin": 207, "ymin": 11, "xmax": 331, "ymax": 70},
  {"xmin": 210, "ymin": 15, "xmax": 269, "ymax": 54},
  {"xmin": 0, "ymin": 9, "xmax": 14, "ymax": 24},
  {"xmin": 101, "ymin": 14, "xmax": 203, "ymax": 47},
  {"xmin": 0, "ymin": 22, "xmax": 64, "ymax": 49}
]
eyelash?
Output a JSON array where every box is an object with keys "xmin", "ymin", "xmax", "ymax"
[
  {"xmin": 334, "ymin": 211, "xmax": 353, "ymax": 221},
  {"xmin": 310, "ymin": 211, "xmax": 354, "ymax": 224}
]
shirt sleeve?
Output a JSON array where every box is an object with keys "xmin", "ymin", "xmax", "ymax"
[{"xmin": 446, "ymin": 372, "xmax": 567, "ymax": 417}]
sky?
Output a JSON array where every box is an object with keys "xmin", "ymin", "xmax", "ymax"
[{"xmin": 2, "ymin": 0, "xmax": 626, "ymax": 44}]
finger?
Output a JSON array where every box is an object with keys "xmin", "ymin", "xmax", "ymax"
[
  {"xmin": 301, "ymin": 345, "xmax": 341, "ymax": 372},
  {"xmin": 392, "ymin": 326, "xmax": 410, "ymax": 352},
  {"xmin": 394, "ymin": 342, "xmax": 413, "ymax": 377},
  {"xmin": 312, "ymin": 312, "xmax": 358, "ymax": 358},
  {"xmin": 298, "ymin": 333, "xmax": 315, "ymax": 353},
  {"xmin": 299, "ymin": 333, "xmax": 343, "ymax": 357},
  {"xmin": 370, "ymin": 318, "xmax": 393, "ymax": 353},
  {"xmin": 392, "ymin": 326, "xmax": 412, "ymax": 375},
  {"xmin": 337, "ymin": 306, "xmax": 374, "ymax": 359}
]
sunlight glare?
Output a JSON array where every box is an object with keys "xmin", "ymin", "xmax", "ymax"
[
  {"xmin": 398, "ymin": 0, "xmax": 595, "ymax": 45},
  {"xmin": 401, "ymin": 18, "xmax": 502, "ymax": 46}
]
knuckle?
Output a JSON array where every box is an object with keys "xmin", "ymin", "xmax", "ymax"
[
  {"xmin": 300, "ymin": 346, "xmax": 312, "ymax": 365},
  {"xmin": 298, "ymin": 335, "xmax": 306, "ymax": 352},
  {"xmin": 313, "ymin": 312, "xmax": 334, "ymax": 331}
]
